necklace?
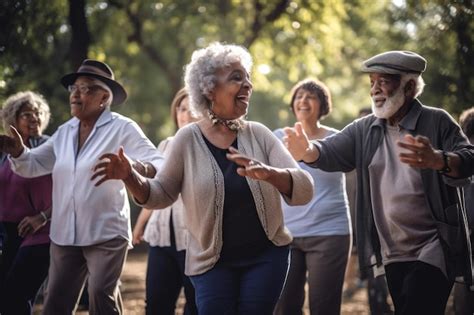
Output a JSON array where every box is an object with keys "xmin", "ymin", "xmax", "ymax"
[{"xmin": 207, "ymin": 109, "xmax": 245, "ymax": 131}]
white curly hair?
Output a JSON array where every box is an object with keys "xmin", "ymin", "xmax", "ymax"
[
  {"xmin": 184, "ymin": 42, "xmax": 253, "ymax": 116},
  {"xmin": 1, "ymin": 91, "xmax": 51, "ymax": 132}
]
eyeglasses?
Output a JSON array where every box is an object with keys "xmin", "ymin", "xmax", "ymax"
[
  {"xmin": 18, "ymin": 111, "xmax": 45, "ymax": 120},
  {"xmin": 67, "ymin": 84, "xmax": 101, "ymax": 95}
]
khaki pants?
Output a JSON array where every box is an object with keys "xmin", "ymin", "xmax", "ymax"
[{"xmin": 42, "ymin": 238, "xmax": 128, "ymax": 315}]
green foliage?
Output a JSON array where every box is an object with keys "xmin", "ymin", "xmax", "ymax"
[{"xmin": 1, "ymin": 0, "xmax": 472, "ymax": 139}]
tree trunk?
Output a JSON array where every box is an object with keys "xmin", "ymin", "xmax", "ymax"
[{"xmin": 68, "ymin": 0, "xmax": 90, "ymax": 69}]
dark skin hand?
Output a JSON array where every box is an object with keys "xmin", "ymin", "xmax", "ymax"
[
  {"xmin": 91, "ymin": 146, "xmax": 150, "ymax": 203},
  {"xmin": 397, "ymin": 134, "xmax": 442, "ymax": 169},
  {"xmin": 397, "ymin": 134, "xmax": 462, "ymax": 177},
  {"xmin": 17, "ymin": 209, "xmax": 50, "ymax": 237},
  {"xmin": 226, "ymin": 146, "xmax": 272, "ymax": 180},
  {"xmin": 0, "ymin": 126, "xmax": 25, "ymax": 158},
  {"xmin": 226, "ymin": 146, "xmax": 293, "ymax": 197},
  {"xmin": 91, "ymin": 146, "xmax": 133, "ymax": 186}
]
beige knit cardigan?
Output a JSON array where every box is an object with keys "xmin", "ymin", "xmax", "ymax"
[{"xmin": 139, "ymin": 121, "xmax": 314, "ymax": 275}]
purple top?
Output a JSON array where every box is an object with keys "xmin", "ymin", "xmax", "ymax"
[{"xmin": 0, "ymin": 136, "xmax": 52, "ymax": 247}]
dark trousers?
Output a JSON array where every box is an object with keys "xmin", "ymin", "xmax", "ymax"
[
  {"xmin": 453, "ymin": 282, "xmax": 474, "ymax": 315},
  {"xmin": 0, "ymin": 222, "xmax": 50, "ymax": 315},
  {"xmin": 367, "ymin": 273, "xmax": 393, "ymax": 315},
  {"xmin": 2, "ymin": 243, "xmax": 50, "ymax": 315},
  {"xmin": 145, "ymin": 245, "xmax": 197, "ymax": 315},
  {"xmin": 0, "ymin": 222, "xmax": 22, "ymax": 288},
  {"xmin": 190, "ymin": 245, "xmax": 290, "ymax": 315},
  {"xmin": 385, "ymin": 261, "xmax": 453, "ymax": 315}
]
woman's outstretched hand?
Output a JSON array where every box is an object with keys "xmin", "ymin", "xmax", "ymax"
[
  {"xmin": 0, "ymin": 125, "xmax": 25, "ymax": 158},
  {"xmin": 91, "ymin": 146, "xmax": 133, "ymax": 186},
  {"xmin": 227, "ymin": 146, "xmax": 293, "ymax": 196},
  {"xmin": 226, "ymin": 146, "xmax": 272, "ymax": 180}
]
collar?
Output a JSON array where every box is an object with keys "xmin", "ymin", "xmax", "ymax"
[
  {"xmin": 369, "ymin": 98, "xmax": 422, "ymax": 131},
  {"xmin": 398, "ymin": 99, "xmax": 422, "ymax": 131},
  {"xmin": 68, "ymin": 109, "xmax": 114, "ymax": 129}
]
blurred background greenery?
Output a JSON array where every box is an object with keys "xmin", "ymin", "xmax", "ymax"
[{"xmin": 0, "ymin": 0, "xmax": 472, "ymax": 144}]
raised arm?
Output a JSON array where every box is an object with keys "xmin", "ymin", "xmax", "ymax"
[
  {"xmin": 0, "ymin": 126, "xmax": 25, "ymax": 157},
  {"xmin": 283, "ymin": 122, "xmax": 320, "ymax": 163}
]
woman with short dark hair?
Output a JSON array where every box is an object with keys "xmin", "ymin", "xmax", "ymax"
[{"xmin": 274, "ymin": 78, "xmax": 351, "ymax": 315}]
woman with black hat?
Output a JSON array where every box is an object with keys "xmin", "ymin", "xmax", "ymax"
[{"xmin": 0, "ymin": 59, "xmax": 163, "ymax": 314}]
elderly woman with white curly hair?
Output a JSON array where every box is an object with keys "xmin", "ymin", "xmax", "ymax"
[
  {"xmin": 0, "ymin": 91, "xmax": 52, "ymax": 315},
  {"xmin": 92, "ymin": 42, "xmax": 314, "ymax": 314}
]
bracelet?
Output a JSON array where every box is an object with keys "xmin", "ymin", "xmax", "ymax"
[{"xmin": 39, "ymin": 211, "xmax": 48, "ymax": 224}]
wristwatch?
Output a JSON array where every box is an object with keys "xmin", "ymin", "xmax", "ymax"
[{"xmin": 438, "ymin": 150, "xmax": 451, "ymax": 174}]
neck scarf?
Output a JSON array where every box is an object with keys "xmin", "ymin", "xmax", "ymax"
[{"xmin": 208, "ymin": 109, "xmax": 245, "ymax": 131}]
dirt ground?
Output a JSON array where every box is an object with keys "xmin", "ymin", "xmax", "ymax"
[
  {"xmin": 83, "ymin": 248, "xmax": 375, "ymax": 315},
  {"xmin": 35, "ymin": 247, "xmax": 456, "ymax": 315}
]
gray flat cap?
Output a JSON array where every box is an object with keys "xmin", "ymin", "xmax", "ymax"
[{"xmin": 361, "ymin": 50, "xmax": 427, "ymax": 75}]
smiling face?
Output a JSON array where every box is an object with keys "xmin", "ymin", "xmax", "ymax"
[
  {"xmin": 15, "ymin": 102, "xmax": 43, "ymax": 141},
  {"xmin": 209, "ymin": 62, "xmax": 253, "ymax": 120},
  {"xmin": 69, "ymin": 76, "xmax": 110, "ymax": 122},
  {"xmin": 292, "ymin": 88, "xmax": 321, "ymax": 123},
  {"xmin": 369, "ymin": 73, "xmax": 407, "ymax": 119}
]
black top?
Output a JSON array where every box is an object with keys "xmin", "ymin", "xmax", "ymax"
[{"xmin": 202, "ymin": 135, "xmax": 271, "ymax": 261}]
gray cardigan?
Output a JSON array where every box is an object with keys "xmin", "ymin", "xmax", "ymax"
[
  {"xmin": 309, "ymin": 99, "xmax": 474, "ymax": 280},
  {"xmin": 139, "ymin": 121, "xmax": 314, "ymax": 275}
]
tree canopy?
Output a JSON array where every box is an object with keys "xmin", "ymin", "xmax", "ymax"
[{"xmin": 1, "ymin": 0, "xmax": 472, "ymax": 143}]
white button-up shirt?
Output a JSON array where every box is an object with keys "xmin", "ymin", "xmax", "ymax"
[{"xmin": 10, "ymin": 110, "xmax": 163, "ymax": 246}]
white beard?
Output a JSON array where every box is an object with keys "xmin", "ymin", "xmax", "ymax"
[{"xmin": 371, "ymin": 85, "xmax": 406, "ymax": 119}]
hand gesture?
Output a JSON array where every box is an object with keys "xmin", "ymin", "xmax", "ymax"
[
  {"xmin": 18, "ymin": 214, "xmax": 47, "ymax": 238},
  {"xmin": 397, "ymin": 134, "xmax": 439, "ymax": 169},
  {"xmin": 283, "ymin": 122, "xmax": 312, "ymax": 161},
  {"xmin": 91, "ymin": 146, "xmax": 133, "ymax": 186},
  {"xmin": 226, "ymin": 146, "xmax": 272, "ymax": 180},
  {"xmin": 0, "ymin": 125, "xmax": 25, "ymax": 157}
]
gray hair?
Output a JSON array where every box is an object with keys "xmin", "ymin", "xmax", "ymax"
[
  {"xmin": 402, "ymin": 73, "xmax": 425, "ymax": 98},
  {"xmin": 184, "ymin": 42, "xmax": 253, "ymax": 116},
  {"xmin": 1, "ymin": 91, "xmax": 51, "ymax": 132},
  {"xmin": 88, "ymin": 78, "xmax": 114, "ymax": 108}
]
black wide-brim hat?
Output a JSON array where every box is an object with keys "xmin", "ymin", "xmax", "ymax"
[{"xmin": 61, "ymin": 59, "xmax": 128, "ymax": 106}]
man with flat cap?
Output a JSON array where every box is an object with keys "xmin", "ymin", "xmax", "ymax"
[{"xmin": 283, "ymin": 50, "xmax": 474, "ymax": 314}]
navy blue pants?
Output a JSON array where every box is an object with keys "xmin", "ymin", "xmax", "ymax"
[
  {"xmin": 190, "ymin": 245, "xmax": 290, "ymax": 315},
  {"xmin": 145, "ymin": 245, "xmax": 197, "ymax": 315},
  {"xmin": 385, "ymin": 261, "xmax": 453, "ymax": 315}
]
